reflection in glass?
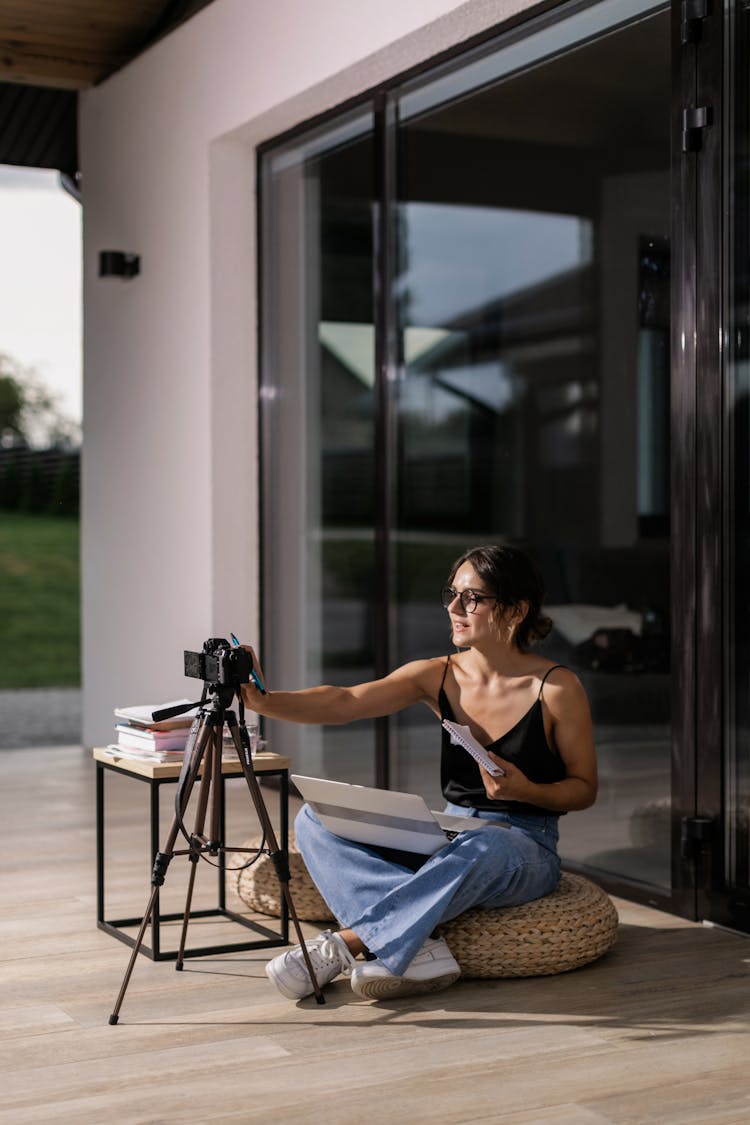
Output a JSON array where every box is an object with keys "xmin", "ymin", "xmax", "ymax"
[
  {"xmin": 261, "ymin": 112, "xmax": 377, "ymax": 783},
  {"xmin": 391, "ymin": 9, "xmax": 672, "ymax": 890},
  {"xmin": 260, "ymin": 0, "xmax": 674, "ymax": 893}
]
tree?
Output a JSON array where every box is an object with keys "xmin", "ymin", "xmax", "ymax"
[
  {"xmin": 0, "ymin": 353, "xmax": 80, "ymax": 449},
  {"xmin": 0, "ymin": 367, "xmax": 25, "ymax": 444}
]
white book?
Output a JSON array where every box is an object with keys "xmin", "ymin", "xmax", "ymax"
[
  {"xmin": 104, "ymin": 744, "xmax": 184, "ymax": 763},
  {"xmin": 115, "ymin": 725, "xmax": 190, "ymax": 752},
  {"xmin": 114, "ymin": 700, "xmax": 198, "ymax": 730}
]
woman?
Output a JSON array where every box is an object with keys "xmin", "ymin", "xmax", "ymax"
[{"xmin": 241, "ymin": 544, "xmax": 597, "ymax": 1002}]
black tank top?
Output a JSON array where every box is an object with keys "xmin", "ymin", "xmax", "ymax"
[{"xmin": 439, "ymin": 658, "xmax": 567, "ymax": 815}]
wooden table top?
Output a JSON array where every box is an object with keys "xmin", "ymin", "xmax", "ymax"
[{"xmin": 92, "ymin": 746, "xmax": 290, "ymax": 779}]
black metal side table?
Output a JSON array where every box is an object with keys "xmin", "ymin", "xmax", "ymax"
[{"xmin": 94, "ymin": 746, "xmax": 290, "ymax": 961}]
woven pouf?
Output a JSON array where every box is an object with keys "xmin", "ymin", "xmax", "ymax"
[
  {"xmin": 232, "ymin": 833, "xmax": 335, "ymax": 923},
  {"xmin": 437, "ymin": 872, "xmax": 618, "ymax": 978}
]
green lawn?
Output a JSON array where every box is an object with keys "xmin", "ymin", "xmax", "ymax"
[{"xmin": 0, "ymin": 511, "xmax": 80, "ymax": 688}]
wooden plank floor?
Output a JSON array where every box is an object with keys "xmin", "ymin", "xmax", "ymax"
[{"xmin": 2, "ymin": 745, "xmax": 750, "ymax": 1124}]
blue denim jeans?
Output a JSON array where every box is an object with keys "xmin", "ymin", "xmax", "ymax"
[{"xmin": 294, "ymin": 801, "xmax": 561, "ymax": 976}]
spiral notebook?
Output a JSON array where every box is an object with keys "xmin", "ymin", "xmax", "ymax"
[{"xmin": 442, "ymin": 719, "xmax": 505, "ymax": 777}]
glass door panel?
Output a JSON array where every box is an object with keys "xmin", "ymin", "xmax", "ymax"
[
  {"xmin": 260, "ymin": 109, "xmax": 378, "ymax": 784},
  {"xmin": 391, "ymin": 4, "xmax": 673, "ymax": 890}
]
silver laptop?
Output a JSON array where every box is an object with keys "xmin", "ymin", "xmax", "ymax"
[{"xmin": 292, "ymin": 774, "xmax": 505, "ymax": 856}]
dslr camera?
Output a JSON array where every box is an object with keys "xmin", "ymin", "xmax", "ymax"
[{"xmin": 184, "ymin": 637, "xmax": 252, "ymax": 688}]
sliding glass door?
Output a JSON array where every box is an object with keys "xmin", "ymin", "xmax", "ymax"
[{"xmin": 259, "ymin": 0, "xmax": 727, "ymax": 912}]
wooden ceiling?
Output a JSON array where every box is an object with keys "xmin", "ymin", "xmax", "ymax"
[
  {"xmin": 0, "ymin": 1, "xmax": 216, "ymax": 177},
  {"xmin": 0, "ymin": 1, "xmax": 216, "ymax": 89}
]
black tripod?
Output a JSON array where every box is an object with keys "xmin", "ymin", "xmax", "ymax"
[{"xmin": 108, "ymin": 682, "xmax": 325, "ymax": 1022}]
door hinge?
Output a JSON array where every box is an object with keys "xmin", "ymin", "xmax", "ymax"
[
  {"xmin": 682, "ymin": 0, "xmax": 711, "ymax": 43},
  {"xmin": 681, "ymin": 815, "xmax": 714, "ymax": 861},
  {"xmin": 682, "ymin": 106, "xmax": 713, "ymax": 152}
]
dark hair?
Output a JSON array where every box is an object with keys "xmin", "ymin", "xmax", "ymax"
[{"xmin": 447, "ymin": 544, "xmax": 553, "ymax": 651}]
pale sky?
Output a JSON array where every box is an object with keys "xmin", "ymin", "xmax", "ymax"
[{"xmin": 0, "ymin": 164, "xmax": 82, "ymax": 424}]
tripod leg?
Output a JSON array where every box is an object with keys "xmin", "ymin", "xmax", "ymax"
[
  {"xmin": 176, "ymin": 854, "xmax": 200, "ymax": 972},
  {"xmin": 108, "ymin": 884, "xmax": 161, "ymax": 1024},
  {"xmin": 176, "ymin": 726, "xmax": 222, "ymax": 969},
  {"xmin": 108, "ymin": 816, "xmax": 189, "ymax": 1024},
  {"xmin": 208, "ymin": 719, "xmax": 223, "ymax": 850},
  {"xmin": 108, "ymin": 717, "xmax": 212, "ymax": 1024},
  {"xmin": 227, "ymin": 717, "xmax": 327, "ymax": 1004}
]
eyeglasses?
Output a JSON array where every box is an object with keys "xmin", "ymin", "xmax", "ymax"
[{"xmin": 440, "ymin": 586, "xmax": 497, "ymax": 614}]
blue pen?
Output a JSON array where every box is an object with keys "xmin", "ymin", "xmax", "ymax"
[{"xmin": 231, "ymin": 633, "xmax": 267, "ymax": 694}]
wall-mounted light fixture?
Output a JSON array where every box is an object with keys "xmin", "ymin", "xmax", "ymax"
[{"xmin": 99, "ymin": 250, "xmax": 141, "ymax": 279}]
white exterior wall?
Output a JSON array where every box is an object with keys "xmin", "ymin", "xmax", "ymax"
[{"xmin": 79, "ymin": 0, "xmax": 532, "ymax": 746}]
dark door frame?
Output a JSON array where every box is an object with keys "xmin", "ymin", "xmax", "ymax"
[{"xmin": 670, "ymin": 0, "xmax": 724, "ymax": 921}]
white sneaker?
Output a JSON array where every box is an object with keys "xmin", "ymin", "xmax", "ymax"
[
  {"xmin": 350, "ymin": 937, "xmax": 460, "ymax": 1000},
  {"xmin": 265, "ymin": 930, "xmax": 357, "ymax": 1000}
]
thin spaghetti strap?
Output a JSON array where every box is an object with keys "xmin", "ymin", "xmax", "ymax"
[
  {"xmin": 538, "ymin": 663, "xmax": 565, "ymax": 698},
  {"xmin": 439, "ymin": 654, "xmax": 451, "ymax": 691}
]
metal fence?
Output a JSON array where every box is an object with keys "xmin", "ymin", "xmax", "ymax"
[{"xmin": 0, "ymin": 446, "xmax": 80, "ymax": 514}]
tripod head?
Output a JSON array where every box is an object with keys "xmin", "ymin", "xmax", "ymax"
[{"xmin": 153, "ymin": 637, "xmax": 256, "ymax": 722}]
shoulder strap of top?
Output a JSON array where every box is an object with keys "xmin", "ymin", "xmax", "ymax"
[
  {"xmin": 537, "ymin": 663, "xmax": 565, "ymax": 698},
  {"xmin": 439, "ymin": 654, "xmax": 451, "ymax": 692}
]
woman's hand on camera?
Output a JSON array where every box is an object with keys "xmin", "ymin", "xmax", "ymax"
[{"xmin": 239, "ymin": 644, "xmax": 268, "ymax": 709}]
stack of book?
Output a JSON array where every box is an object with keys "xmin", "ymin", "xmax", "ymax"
[{"xmin": 106, "ymin": 700, "xmax": 199, "ymax": 762}]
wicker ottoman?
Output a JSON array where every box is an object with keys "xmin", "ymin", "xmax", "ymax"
[
  {"xmin": 232, "ymin": 843, "xmax": 618, "ymax": 977},
  {"xmin": 232, "ymin": 833, "xmax": 336, "ymax": 923},
  {"xmin": 437, "ymin": 872, "xmax": 618, "ymax": 978}
]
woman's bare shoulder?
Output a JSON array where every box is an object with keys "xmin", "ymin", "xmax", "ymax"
[
  {"xmin": 537, "ymin": 663, "xmax": 590, "ymax": 711},
  {"xmin": 388, "ymin": 654, "xmax": 451, "ymax": 698},
  {"xmin": 538, "ymin": 661, "xmax": 577, "ymax": 683}
]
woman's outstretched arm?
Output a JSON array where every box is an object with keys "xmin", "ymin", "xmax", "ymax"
[{"xmin": 240, "ymin": 647, "xmax": 439, "ymax": 726}]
